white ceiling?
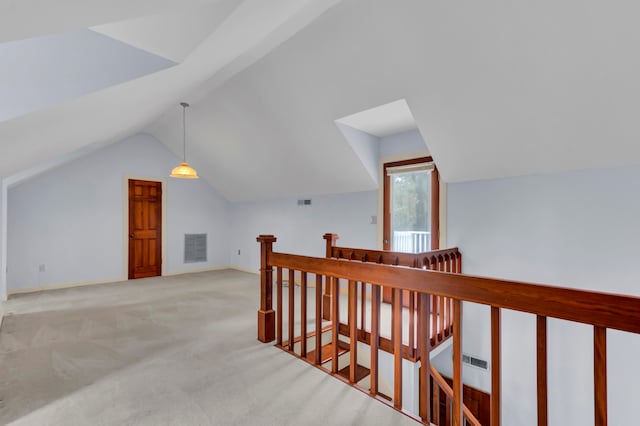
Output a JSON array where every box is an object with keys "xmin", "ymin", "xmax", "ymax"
[
  {"xmin": 91, "ymin": 0, "xmax": 242, "ymax": 63},
  {"xmin": 3, "ymin": 0, "xmax": 640, "ymax": 200},
  {"xmin": 0, "ymin": 0, "xmax": 343, "ymax": 182},
  {"xmin": 336, "ymin": 99, "xmax": 417, "ymax": 138},
  {"xmin": 0, "ymin": 29, "xmax": 175, "ymax": 122}
]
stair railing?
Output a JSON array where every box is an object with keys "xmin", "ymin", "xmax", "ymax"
[
  {"xmin": 323, "ymin": 233, "xmax": 460, "ymax": 352},
  {"xmin": 256, "ymin": 234, "xmax": 640, "ymax": 426}
]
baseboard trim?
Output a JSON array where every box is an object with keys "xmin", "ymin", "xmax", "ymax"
[
  {"xmin": 5, "ymin": 266, "xmax": 257, "ymax": 299},
  {"xmin": 7, "ymin": 277, "xmax": 125, "ymax": 298},
  {"xmin": 163, "ymin": 265, "xmax": 233, "ymax": 276},
  {"xmin": 228, "ymin": 266, "xmax": 259, "ymax": 275}
]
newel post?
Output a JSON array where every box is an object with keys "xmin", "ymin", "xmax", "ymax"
[
  {"xmin": 257, "ymin": 234, "xmax": 277, "ymax": 343},
  {"xmin": 322, "ymin": 233, "xmax": 339, "ymax": 320}
]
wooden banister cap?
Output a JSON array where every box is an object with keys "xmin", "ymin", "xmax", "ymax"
[
  {"xmin": 323, "ymin": 233, "xmax": 339, "ymax": 241},
  {"xmin": 256, "ymin": 235, "xmax": 277, "ymax": 243}
]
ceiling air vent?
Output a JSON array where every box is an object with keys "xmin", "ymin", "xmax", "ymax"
[
  {"xmin": 462, "ymin": 354, "xmax": 488, "ymax": 370},
  {"xmin": 184, "ymin": 233, "xmax": 207, "ymax": 263},
  {"xmin": 297, "ymin": 199, "xmax": 312, "ymax": 206}
]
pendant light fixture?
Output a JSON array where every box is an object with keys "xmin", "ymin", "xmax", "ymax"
[{"xmin": 170, "ymin": 102, "xmax": 199, "ymax": 179}]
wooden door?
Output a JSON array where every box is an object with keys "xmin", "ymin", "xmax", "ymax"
[{"xmin": 128, "ymin": 179, "xmax": 162, "ymax": 279}]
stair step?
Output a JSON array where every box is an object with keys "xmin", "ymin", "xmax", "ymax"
[
  {"xmin": 337, "ymin": 363, "xmax": 370, "ymax": 383},
  {"xmin": 305, "ymin": 340, "xmax": 350, "ymax": 364}
]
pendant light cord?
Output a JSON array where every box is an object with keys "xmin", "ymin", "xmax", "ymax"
[{"xmin": 182, "ymin": 104, "xmax": 187, "ymax": 162}]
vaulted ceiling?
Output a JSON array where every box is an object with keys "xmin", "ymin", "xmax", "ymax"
[{"xmin": 2, "ymin": 0, "xmax": 640, "ymax": 201}]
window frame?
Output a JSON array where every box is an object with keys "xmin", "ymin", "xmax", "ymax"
[{"xmin": 382, "ymin": 156, "xmax": 440, "ymax": 251}]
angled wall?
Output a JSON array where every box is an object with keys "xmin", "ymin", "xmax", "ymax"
[
  {"xmin": 6, "ymin": 133, "xmax": 230, "ymax": 292},
  {"xmin": 445, "ymin": 166, "xmax": 640, "ymax": 425}
]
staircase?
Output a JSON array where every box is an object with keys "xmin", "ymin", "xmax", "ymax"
[{"xmin": 259, "ymin": 233, "xmax": 477, "ymax": 425}]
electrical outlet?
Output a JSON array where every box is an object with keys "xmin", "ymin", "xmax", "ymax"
[{"xmin": 237, "ymin": 249, "xmax": 241, "ymax": 255}]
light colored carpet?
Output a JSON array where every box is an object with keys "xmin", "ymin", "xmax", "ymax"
[{"xmin": 0, "ymin": 270, "xmax": 416, "ymax": 426}]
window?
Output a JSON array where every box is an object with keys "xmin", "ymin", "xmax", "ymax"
[{"xmin": 383, "ymin": 157, "xmax": 439, "ymax": 252}]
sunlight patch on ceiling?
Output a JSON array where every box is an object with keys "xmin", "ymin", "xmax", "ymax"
[{"xmin": 335, "ymin": 99, "xmax": 417, "ymax": 138}]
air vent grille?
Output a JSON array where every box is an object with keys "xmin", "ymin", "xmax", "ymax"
[
  {"xmin": 297, "ymin": 199, "xmax": 312, "ymax": 206},
  {"xmin": 462, "ymin": 354, "xmax": 488, "ymax": 370},
  {"xmin": 184, "ymin": 233, "xmax": 207, "ymax": 263}
]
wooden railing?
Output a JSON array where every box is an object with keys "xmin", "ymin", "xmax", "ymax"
[
  {"xmin": 256, "ymin": 234, "xmax": 640, "ymax": 426},
  {"xmin": 323, "ymin": 233, "xmax": 460, "ymax": 353}
]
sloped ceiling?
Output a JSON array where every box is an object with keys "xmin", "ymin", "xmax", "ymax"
[
  {"xmin": 148, "ymin": 0, "xmax": 640, "ymax": 200},
  {"xmin": 3, "ymin": 0, "xmax": 640, "ymax": 200},
  {"xmin": 0, "ymin": 0, "xmax": 343, "ymax": 181}
]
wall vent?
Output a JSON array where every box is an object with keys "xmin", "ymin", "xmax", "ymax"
[
  {"xmin": 462, "ymin": 354, "xmax": 488, "ymax": 370},
  {"xmin": 184, "ymin": 233, "xmax": 207, "ymax": 263},
  {"xmin": 297, "ymin": 199, "xmax": 312, "ymax": 206}
]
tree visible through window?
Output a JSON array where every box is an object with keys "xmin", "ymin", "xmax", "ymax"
[
  {"xmin": 383, "ymin": 157, "xmax": 439, "ymax": 253},
  {"xmin": 391, "ymin": 171, "xmax": 430, "ymax": 233}
]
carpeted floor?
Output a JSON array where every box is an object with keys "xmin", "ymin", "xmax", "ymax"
[{"xmin": 0, "ymin": 269, "xmax": 416, "ymax": 426}]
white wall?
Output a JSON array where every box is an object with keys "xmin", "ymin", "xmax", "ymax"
[
  {"xmin": 7, "ymin": 133, "xmax": 230, "ymax": 292},
  {"xmin": 379, "ymin": 129, "xmax": 428, "ymax": 159},
  {"xmin": 446, "ymin": 166, "xmax": 640, "ymax": 426},
  {"xmin": 336, "ymin": 123, "xmax": 380, "ymax": 186},
  {"xmin": 230, "ymin": 191, "xmax": 377, "ymax": 271},
  {"xmin": 0, "ymin": 180, "xmax": 5, "ymax": 300}
]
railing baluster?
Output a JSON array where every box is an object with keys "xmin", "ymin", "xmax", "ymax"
[
  {"xmin": 360, "ymin": 282, "xmax": 366, "ymax": 336},
  {"xmin": 331, "ymin": 277, "xmax": 340, "ymax": 374},
  {"xmin": 288, "ymin": 269, "xmax": 295, "ymax": 352},
  {"xmin": 315, "ymin": 274, "xmax": 323, "ymax": 365},
  {"xmin": 449, "ymin": 296, "xmax": 454, "ymax": 337},
  {"xmin": 431, "ymin": 291, "xmax": 437, "ymax": 346},
  {"xmin": 441, "ymin": 295, "xmax": 447, "ymax": 339},
  {"xmin": 439, "ymin": 295, "xmax": 445, "ymax": 343},
  {"xmin": 453, "ymin": 299, "xmax": 463, "ymax": 426},
  {"xmin": 537, "ymin": 315, "xmax": 548, "ymax": 426},
  {"xmin": 301, "ymin": 272, "xmax": 307, "ymax": 358},
  {"xmin": 433, "ymin": 376, "xmax": 440, "ymax": 424},
  {"xmin": 419, "ymin": 293, "xmax": 431, "ymax": 422},
  {"xmin": 323, "ymin": 233, "xmax": 339, "ymax": 321},
  {"xmin": 349, "ymin": 280, "xmax": 358, "ymax": 383},
  {"xmin": 491, "ymin": 307, "xmax": 501, "ymax": 426},
  {"xmin": 594, "ymin": 326, "xmax": 608, "ymax": 426},
  {"xmin": 409, "ymin": 290, "xmax": 415, "ymax": 352},
  {"xmin": 393, "ymin": 287, "xmax": 403, "ymax": 409},
  {"xmin": 277, "ymin": 267, "xmax": 283, "ymax": 346},
  {"xmin": 370, "ymin": 284, "xmax": 380, "ymax": 396},
  {"xmin": 444, "ymin": 256, "xmax": 452, "ymax": 340},
  {"xmin": 429, "ymin": 257, "xmax": 438, "ymax": 345}
]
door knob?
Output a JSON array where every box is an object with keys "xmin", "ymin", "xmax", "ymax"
[{"xmin": 130, "ymin": 233, "xmax": 135, "ymax": 238}]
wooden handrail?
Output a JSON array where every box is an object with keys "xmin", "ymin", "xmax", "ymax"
[
  {"xmin": 258, "ymin": 234, "xmax": 640, "ymax": 425},
  {"xmin": 268, "ymin": 251, "xmax": 640, "ymax": 335},
  {"xmin": 429, "ymin": 364, "xmax": 482, "ymax": 426}
]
